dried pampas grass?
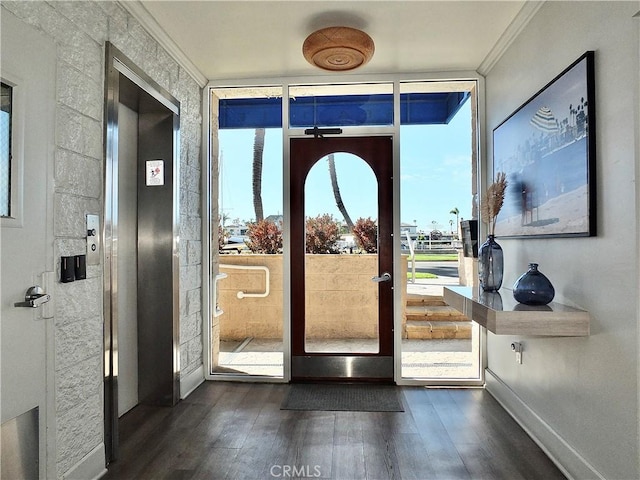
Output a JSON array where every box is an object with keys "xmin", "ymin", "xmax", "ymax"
[{"xmin": 481, "ymin": 172, "xmax": 507, "ymax": 236}]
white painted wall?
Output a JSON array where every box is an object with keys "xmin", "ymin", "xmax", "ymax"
[{"xmin": 485, "ymin": 2, "xmax": 639, "ymax": 479}]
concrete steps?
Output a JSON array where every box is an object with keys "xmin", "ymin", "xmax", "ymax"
[
  {"xmin": 406, "ymin": 293, "xmax": 448, "ymax": 307},
  {"xmin": 404, "ymin": 293, "xmax": 471, "ymax": 339}
]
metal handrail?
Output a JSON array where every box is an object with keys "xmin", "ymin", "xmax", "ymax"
[
  {"xmin": 405, "ymin": 231, "xmax": 417, "ymax": 283},
  {"xmin": 213, "ymin": 273, "xmax": 228, "ymax": 317},
  {"xmin": 219, "ymin": 264, "xmax": 270, "ymax": 299}
]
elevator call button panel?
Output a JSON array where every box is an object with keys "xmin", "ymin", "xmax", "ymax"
[{"xmin": 86, "ymin": 214, "xmax": 100, "ymax": 265}]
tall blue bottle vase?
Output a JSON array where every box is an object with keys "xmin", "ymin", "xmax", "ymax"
[{"xmin": 478, "ymin": 235, "xmax": 503, "ymax": 292}]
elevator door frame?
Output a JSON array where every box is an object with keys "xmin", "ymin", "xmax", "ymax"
[
  {"xmin": 103, "ymin": 42, "xmax": 181, "ymax": 463},
  {"xmin": 290, "ymin": 136, "xmax": 395, "ymax": 382}
]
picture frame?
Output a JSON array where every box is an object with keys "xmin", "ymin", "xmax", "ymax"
[{"xmin": 493, "ymin": 51, "xmax": 596, "ymax": 238}]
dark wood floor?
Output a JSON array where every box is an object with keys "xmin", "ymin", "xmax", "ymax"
[{"xmin": 103, "ymin": 382, "xmax": 565, "ymax": 480}]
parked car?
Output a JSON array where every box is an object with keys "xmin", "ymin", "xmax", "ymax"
[{"xmin": 220, "ymin": 237, "xmax": 249, "ymax": 254}]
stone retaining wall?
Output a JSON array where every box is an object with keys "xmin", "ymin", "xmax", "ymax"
[{"xmin": 217, "ymin": 254, "xmax": 408, "ymax": 340}]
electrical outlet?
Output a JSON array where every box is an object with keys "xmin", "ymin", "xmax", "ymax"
[{"xmin": 511, "ymin": 342, "xmax": 523, "ymax": 364}]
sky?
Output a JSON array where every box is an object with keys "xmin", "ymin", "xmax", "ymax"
[{"xmin": 219, "ymin": 101, "xmax": 472, "ymax": 234}]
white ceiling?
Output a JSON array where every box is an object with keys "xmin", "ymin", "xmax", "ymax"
[{"xmin": 134, "ymin": 1, "xmax": 537, "ymax": 85}]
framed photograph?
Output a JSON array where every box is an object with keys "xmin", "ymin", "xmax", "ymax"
[{"xmin": 493, "ymin": 51, "xmax": 596, "ymax": 238}]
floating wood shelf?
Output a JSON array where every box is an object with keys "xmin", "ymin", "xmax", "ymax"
[{"xmin": 443, "ymin": 286, "xmax": 590, "ymax": 337}]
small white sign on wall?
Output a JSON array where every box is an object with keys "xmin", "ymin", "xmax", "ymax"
[{"xmin": 146, "ymin": 160, "xmax": 164, "ymax": 186}]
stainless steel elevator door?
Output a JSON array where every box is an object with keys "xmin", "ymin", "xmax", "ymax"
[{"xmin": 117, "ymin": 103, "xmax": 139, "ymax": 416}]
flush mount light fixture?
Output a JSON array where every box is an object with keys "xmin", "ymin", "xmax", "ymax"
[{"xmin": 303, "ymin": 26, "xmax": 374, "ymax": 71}]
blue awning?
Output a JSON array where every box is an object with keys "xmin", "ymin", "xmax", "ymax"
[{"xmin": 218, "ymin": 92, "xmax": 469, "ymax": 129}]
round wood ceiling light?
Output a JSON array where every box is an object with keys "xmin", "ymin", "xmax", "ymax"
[{"xmin": 303, "ymin": 26, "xmax": 374, "ymax": 71}]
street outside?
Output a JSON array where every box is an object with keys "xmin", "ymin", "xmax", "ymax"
[{"xmin": 413, "ymin": 260, "xmax": 458, "ymax": 280}]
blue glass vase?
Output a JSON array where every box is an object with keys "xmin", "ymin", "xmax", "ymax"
[
  {"xmin": 478, "ymin": 235, "xmax": 503, "ymax": 292},
  {"xmin": 513, "ymin": 263, "xmax": 555, "ymax": 305}
]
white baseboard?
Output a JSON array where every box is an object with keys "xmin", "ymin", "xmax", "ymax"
[
  {"xmin": 485, "ymin": 369, "xmax": 604, "ymax": 480},
  {"xmin": 180, "ymin": 364, "xmax": 205, "ymax": 399},
  {"xmin": 62, "ymin": 443, "xmax": 107, "ymax": 480}
]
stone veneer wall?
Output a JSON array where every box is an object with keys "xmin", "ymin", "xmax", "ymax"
[{"xmin": 1, "ymin": 2, "xmax": 203, "ymax": 477}]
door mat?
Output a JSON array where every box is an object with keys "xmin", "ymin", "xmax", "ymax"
[{"xmin": 281, "ymin": 384, "xmax": 404, "ymax": 412}]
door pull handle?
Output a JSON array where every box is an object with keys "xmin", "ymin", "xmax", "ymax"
[
  {"xmin": 371, "ymin": 272, "xmax": 392, "ymax": 283},
  {"xmin": 14, "ymin": 286, "xmax": 51, "ymax": 308}
]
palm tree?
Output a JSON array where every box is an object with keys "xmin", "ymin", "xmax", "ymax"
[
  {"xmin": 252, "ymin": 128, "xmax": 265, "ymax": 222},
  {"xmin": 220, "ymin": 212, "xmax": 230, "ymax": 227},
  {"xmin": 449, "ymin": 207, "xmax": 460, "ymax": 232},
  {"xmin": 327, "ymin": 153, "xmax": 354, "ymax": 231}
]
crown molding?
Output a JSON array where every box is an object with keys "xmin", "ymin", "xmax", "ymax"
[
  {"xmin": 477, "ymin": 0, "xmax": 545, "ymax": 77},
  {"xmin": 120, "ymin": 1, "xmax": 208, "ymax": 88}
]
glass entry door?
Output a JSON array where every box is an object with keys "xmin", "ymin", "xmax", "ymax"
[{"xmin": 290, "ymin": 136, "xmax": 394, "ymax": 382}]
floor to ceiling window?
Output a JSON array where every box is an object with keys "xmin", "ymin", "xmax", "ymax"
[
  {"xmin": 399, "ymin": 81, "xmax": 482, "ymax": 382},
  {"xmin": 207, "ymin": 79, "xmax": 482, "ymax": 384},
  {"xmin": 212, "ymin": 86, "xmax": 285, "ymax": 379}
]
